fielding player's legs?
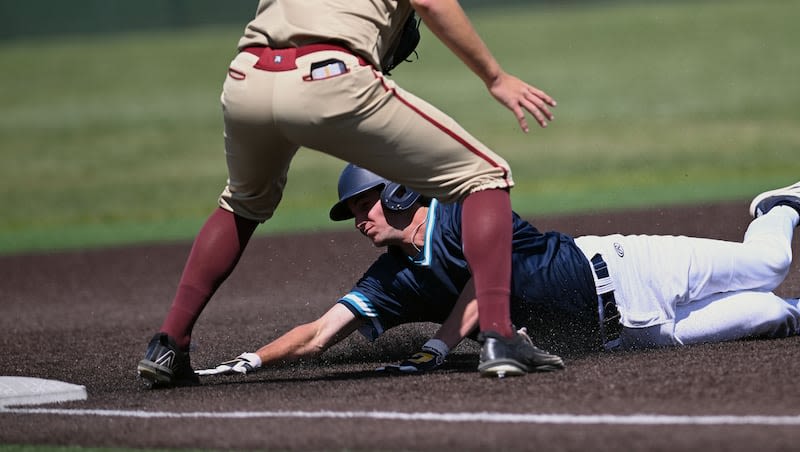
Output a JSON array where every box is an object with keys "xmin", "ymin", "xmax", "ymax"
[
  {"xmin": 157, "ymin": 121, "xmax": 299, "ymax": 352},
  {"xmin": 139, "ymin": 51, "xmax": 299, "ymax": 387},
  {"xmin": 164, "ymin": 50, "xmax": 300, "ymax": 347},
  {"xmin": 157, "ymin": 210, "xmax": 258, "ymax": 350},
  {"xmin": 277, "ymin": 55, "xmax": 517, "ymax": 341}
]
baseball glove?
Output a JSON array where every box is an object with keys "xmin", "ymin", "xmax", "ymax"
[
  {"xmin": 382, "ymin": 11, "xmax": 421, "ymax": 74},
  {"xmin": 376, "ymin": 339, "xmax": 448, "ymax": 373}
]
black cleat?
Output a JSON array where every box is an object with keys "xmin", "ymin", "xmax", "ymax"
[
  {"xmin": 137, "ymin": 333, "xmax": 199, "ymax": 388},
  {"xmin": 477, "ymin": 328, "xmax": 565, "ymax": 378}
]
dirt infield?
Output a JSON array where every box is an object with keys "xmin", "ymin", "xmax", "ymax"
[{"xmin": 2, "ymin": 201, "xmax": 800, "ymax": 451}]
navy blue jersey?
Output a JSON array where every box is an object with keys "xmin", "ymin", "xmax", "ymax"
[{"xmin": 338, "ymin": 200, "xmax": 600, "ymax": 353}]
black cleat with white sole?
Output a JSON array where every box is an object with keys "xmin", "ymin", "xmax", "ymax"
[
  {"xmin": 478, "ymin": 328, "xmax": 565, "ymax": 378},
  {"xmin": 137, "ymin": 333, "xmax": 199, "ymax": 388}
]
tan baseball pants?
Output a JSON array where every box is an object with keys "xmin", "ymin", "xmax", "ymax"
[{"xmin": 218, "ymin": 44, "xmax": 514, "ymax": 222}]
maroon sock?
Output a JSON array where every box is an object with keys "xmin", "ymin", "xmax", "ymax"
[
  {"xmin": 159, "ymin": 208, "xmax": 258, "ymax": 350},
  {"xmin": 461, "ymin": 189, "xmax": 514, "ymax": 338}
]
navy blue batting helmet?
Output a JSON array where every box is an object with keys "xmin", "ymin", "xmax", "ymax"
[{"xmin": 329, "ymin": 164, "xmax": 423, "ymax": 221}]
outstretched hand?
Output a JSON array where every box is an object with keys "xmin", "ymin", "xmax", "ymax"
[
  {"xmin": 488, "ymin": 71, "xmax": 557, "ymax": 133},
  {"xmin": 195, "ymin": 352, "xmax": 262, "ymax": 376}
]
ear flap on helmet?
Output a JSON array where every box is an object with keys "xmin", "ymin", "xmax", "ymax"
[
  {"xmin": 381, "ymin": 182, "xmax": 421, "ymax": 212},
  {"xmin": 330, "ymin": 164, "xmax": 425, "ymax": 221}
]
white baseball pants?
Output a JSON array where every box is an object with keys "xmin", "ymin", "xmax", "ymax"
[{"xmin": 575, "ymin": 205, "xmax": 800, "ymax": 349}]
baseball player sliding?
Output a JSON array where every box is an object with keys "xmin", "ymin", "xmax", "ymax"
[
  {"xmin": 138, "ymin": 0, "xmax": 560, "ymax": 387},
  {"xmin": 196, "ymin": 165, "xmax": 800, "ymax": 377}
]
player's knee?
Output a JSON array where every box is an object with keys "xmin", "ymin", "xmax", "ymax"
[
  {"xmin": 769, "ymin": 247, "xmax": 793, "ymax": 274},
  {"xmin": 753, "ymin": 245, "xmax": 792, "ymax": 289}
]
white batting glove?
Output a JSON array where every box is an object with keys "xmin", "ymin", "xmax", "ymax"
[
  {"xmin": 195, "ymin": 352, "xmax": 262, "ymax": 376},
  {"xmin": 376, "ymin": 339, "xmax": 449, "ymax": 373}
]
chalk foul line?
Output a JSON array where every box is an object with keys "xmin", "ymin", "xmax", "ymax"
[{"xmin": 2, "ymin": 408, "xmax": 800, "ymax": 426}]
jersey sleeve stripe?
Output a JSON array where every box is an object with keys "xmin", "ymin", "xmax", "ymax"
[
  {"xmin": 412, "ymin": 199, "xmax": 437, "ymax": 266},
  {"xmin": 337, "ymin": 291, "xmax": 384, "ymax": 341},
  {"xmin": 339, "ymin": 291, "xmax": 378, "ymax": 317}
]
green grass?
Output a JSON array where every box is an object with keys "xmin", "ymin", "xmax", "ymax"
[{"xmin": 2, "ymin": 0, "xmax": 799, "ymax": 254}]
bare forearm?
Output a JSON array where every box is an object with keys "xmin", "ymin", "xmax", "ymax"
[
  {"xmin": 434, "ymin": 298, "xmax": 478, "ymax": 348},
  {"xmin": 253, "ymin": 304, "xmax": 360, "ymax": 367},
  {"xmin": 410, "ymin": 0, "xmax": 556, "ymax": 132},
  {"xmin": 410, "ymin": 0, "xmax": 501, "ymax": 86},
  {"xmin": 433, "ymin": 279, "xmax": 479, "ymax": 349},
  {"xmin": 254, "ymin": 324, "xmax": 325, "ymax": 366}
]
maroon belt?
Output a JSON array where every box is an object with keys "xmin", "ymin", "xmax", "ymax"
[{"xmin": 242, "ymin": 44, "xmax": 369, "ymax": 71}]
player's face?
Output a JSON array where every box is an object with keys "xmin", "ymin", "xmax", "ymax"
[{"xmin": 347, "ymin": 188, "xmax": 406, "ymax": 247}]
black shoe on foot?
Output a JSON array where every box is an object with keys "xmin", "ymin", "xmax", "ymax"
[
  {"xmin": 137, "ymin": 333, "xmax": 199, "ymax": 388},
  {"xmin": 477, "ymin": 328, "xmax": 565, "ymax": 378}
]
